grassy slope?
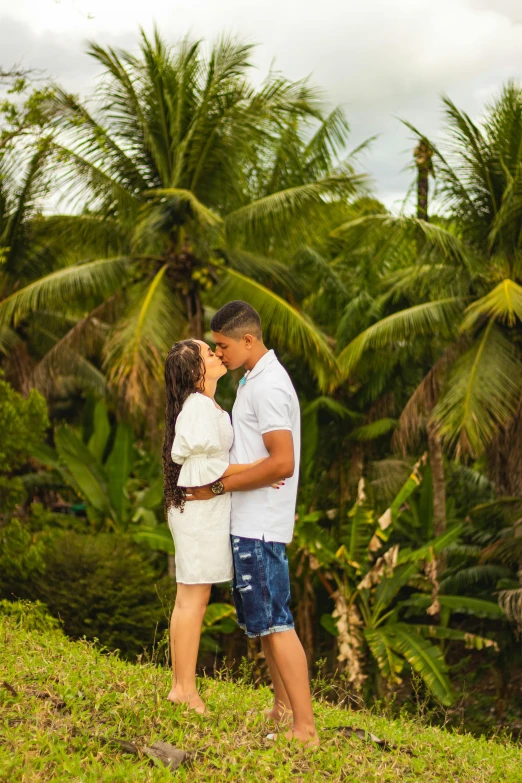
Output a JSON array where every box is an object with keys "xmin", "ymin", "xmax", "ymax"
[{"xmin": 1, "ymin": 617, "xmax": 521, "ymax": 783}]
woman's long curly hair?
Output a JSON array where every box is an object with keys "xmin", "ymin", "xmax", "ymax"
[{"xmin": 162, "ymin": 339, "xmax": 206, "ymax": 514}]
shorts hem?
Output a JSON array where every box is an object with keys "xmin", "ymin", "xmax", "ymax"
[{"xmin": 237, "ymin": 622, "xmax": 294, "ymax": 639}]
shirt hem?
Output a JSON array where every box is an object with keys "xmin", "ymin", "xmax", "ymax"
[{"xmin": 230, "ymin": 531, "xmax": 293, "ymax": 544}]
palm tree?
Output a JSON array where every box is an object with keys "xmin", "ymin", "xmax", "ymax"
[
  {"xmin": 335, "ymin": 83, "xmax": 522, "ymax": 466},
  {"xmin": 0, "ymin": 31, "xmax": 367, "ymax": 415},
  {"xmin": 0, "ymin": 139, "xmax": 53, "ymax": 392}
]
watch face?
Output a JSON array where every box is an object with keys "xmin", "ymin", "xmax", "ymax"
[{"xmin": 212, "ymin": 481, "xmax": 224, "ymax": 495}]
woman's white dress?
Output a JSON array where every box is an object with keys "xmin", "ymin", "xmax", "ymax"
[{"xmin": 167, "ymin": 392, "xmax": 234, "ymax": 585}]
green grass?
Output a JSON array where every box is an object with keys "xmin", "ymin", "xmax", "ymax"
[{"xmin": 1, "ymin": 612, "xmax": 521, "ymax": 782}]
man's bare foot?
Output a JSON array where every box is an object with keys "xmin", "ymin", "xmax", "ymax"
[
  {"xmin": 167, "ymin": 687, "xmax": 207, "ymax": 715},
  {"xmin": 266, "ymin": 728, "xmax": 320, "ymax": 747},
  {"xmin": 284, "ymin": 728, "xmax": 319, "ymax": 747}
]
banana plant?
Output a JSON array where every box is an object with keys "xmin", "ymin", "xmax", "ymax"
[
  {"xmin": 293, "ymin": 464, "xmax": 502, "ymax": 705},
  {"xmin": 31, "ymin": 400, "xmax": 172, "ymax": 553},
  {"xmin": 200, "ymin": 603, "xmax": 238, "ymax": 653}
]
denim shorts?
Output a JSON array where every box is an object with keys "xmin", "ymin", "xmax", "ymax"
[{"xmin": 231, "ymin": 535, "xmax": 294, "ymax": 638}]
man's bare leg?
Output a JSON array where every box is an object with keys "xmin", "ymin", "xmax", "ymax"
[
  {"xmin": 261, "ymin": 635, "xmax": 292, "ymax": 722},
  {"xmin": 168, "ymin": 583, "xmax": 211, "ymax": 713},
  {"xmin": 264, "ymin": 630, "xmax": 319, "ymax": 745}
]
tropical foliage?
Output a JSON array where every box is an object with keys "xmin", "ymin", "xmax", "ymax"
[{"xmin": 2, "ymin": 31, "xmax": 522, "ymax": 728}]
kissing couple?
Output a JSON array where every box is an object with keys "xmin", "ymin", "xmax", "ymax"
[{"xmin": 163, "ymin": 300, "xmax": 319, "ymax": 746}]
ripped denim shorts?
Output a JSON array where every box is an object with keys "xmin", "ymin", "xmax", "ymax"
[{"xmin": 231, "ymin": 535, "xmax": 294, "ymax": 638}]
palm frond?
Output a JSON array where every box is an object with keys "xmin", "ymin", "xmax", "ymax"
[
  {"xmin": 103, "ymin": 265, "xmax": 185, "ymax": 413},
  {"xmin": 434, "ymin": 322, "xmax": 522, "ymax": 457},
  {"xmin": 31, "ymin": 214, "xmax": 129, "ymax": 261},
  {"xmin": 52, "ymin": 87, "xmax": 151, "ymax": 193},
  {"xmin": 0, "ymin": 256, "xmax": 128, "ymax": 327},
  {"xmin": 2, "ymin": 140, "xmax": 52, "ymax": 275},
  {"xmin": 51, "ymin": 143, "xmax": 141, "ymax": 217},
  {"xmin": 303, "ymin": 106, "xmax": 351, "ymax": 168},
  {"xmin": 393, "ymin": 340, "xmax": 465, "ymax": 453},
  {"xmin": 461, "ymin": 279, "xmax": 522, "ymax": 330},
  {"xmin": 439, "ymin": 565, "xmax": 510, "ymax": 594},
  {"xmin": 332, "ymin": 214, "xmax": 472, "ymax": 271},
  {"xmin": 220, "ymin": 249, "xmax": 295, "ymax": 292},
  {"xmin": 336, "ymin": 298, "xmax": 462, "ymax": 380},
  {"xmin": 0, "ymin": 325, "xmax": 19, "ymax": 355},
  {"xmin": 498, "ymin": 587, "xmax": 522, "ymax": 630},
  {"xmin": 33, "ymin": 299, "xmax": 115, "ymax": 393},
  {"xmin": 226, "ymin": 171, "xmax": 367, "ymax": 245},
  {"xmin": 133, "ymin": 189, "xmax": 222, "ymax": 253}
]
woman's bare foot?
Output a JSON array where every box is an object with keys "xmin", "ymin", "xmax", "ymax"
[
  {"xmin": 263, "ymin": 704, "xmax": 292, "ymax": 723},
  {"xmin": 167, "ymin": 687, "xmax": 207, "ymax": 715}
]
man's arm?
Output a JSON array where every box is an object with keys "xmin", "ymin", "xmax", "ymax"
[{"xmin": 186, "ymin": 430, "xmax": 294, "ymax": 500}]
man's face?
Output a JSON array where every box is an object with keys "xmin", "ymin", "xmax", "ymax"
[{"xmin": 211, "ymin": 331, "xmax": 250, "ymax": 370}]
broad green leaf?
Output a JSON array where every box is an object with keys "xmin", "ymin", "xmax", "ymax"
[
  {"xmin": 320, "ymin": 613, "xmax": 339, "ymax": 637},
  {"xmin": 414, "ymin": 625, "xmax": 498, "ymax": 651},
  {"xmin": 203, "ymin": 603, "xmax": 237, "ymax": 628},
  {"xmin": 350, "ymin": 418, "xmax": 398, "ymax": 442},
  {"xmin": 386, "ymin": 623, "xmax": 454, "ymax": 706},
  {"xmin": 371, "ymin": 562, "xmax": 420, "ymax": 622},
  {"xmin": 30, "ymin": 443, "xmax": 63, "ymax": 473},
  {"xmin": 54, "ymin": 424, "xmax": 109, "ymax": 513},
  {"xmin": 139, "ymin": 476, "xmax": 164, "ymax": 509},
  {"xmin": 105, "ymin": 423, "xmax": 134, "ymax": 525},
  {"xmin": 404, "ymin": 593, "xmax": 504, "ymax": 620},
  {"xmin": 88, "ymin": 401, "xmax": 111, "ymax": 462},
  {"xmin": 397, "ymin": 525, "xmax": 463, "ymax": 565},
  {"xmin": 132, "ymin": 524, "xmax": 174, "ymax": 555},
  {"xmin": 365, "ymin": 628, "xmax": 404, "ymax": 681}
]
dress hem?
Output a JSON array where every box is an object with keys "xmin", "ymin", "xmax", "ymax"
[{"xmin": 176, "ymin": 575, "xmax": 233, "ymax": 585}]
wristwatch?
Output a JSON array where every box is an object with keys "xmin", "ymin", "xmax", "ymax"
[{"xmin": 211, "ymin": 480, "xmax": 225, "ymax": 496}]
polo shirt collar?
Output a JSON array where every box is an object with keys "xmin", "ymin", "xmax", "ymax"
[{"xmin": 244, "ymin": 349, "xmax": 276, "ymax": 381}]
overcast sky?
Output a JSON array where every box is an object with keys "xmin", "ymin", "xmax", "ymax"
[{"xmin": 2, "ymin": 0, "xmax": 522, "ymax": 210}]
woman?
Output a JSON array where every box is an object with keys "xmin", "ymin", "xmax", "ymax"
[{"xmin": 163, "ymin": 338, "xmax": 274, "ymax": 714}]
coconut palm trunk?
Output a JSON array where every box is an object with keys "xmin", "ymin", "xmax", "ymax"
[{"xmin": 414, "ymin": 140, "xmax": 447, "ymax": 541}]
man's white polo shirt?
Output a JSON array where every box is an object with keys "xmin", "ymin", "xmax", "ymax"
[{"xmin": 229, "ymin": 349, "xmax": 300, "ymax": 544}]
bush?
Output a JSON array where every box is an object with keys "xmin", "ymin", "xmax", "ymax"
[
  {"xmin": 0, "ymin": 599, "xmax": 61, "ymax": 633},
  {"xmin": 32, "ymin": 532, "xmax": 174, "ymax": 659},
  {"xmin": 0, "ymin": 376, "xmax": 49, "ymax": 514},
  {"xmin": 0, "ymin": 519, "xmax": 46, "ymax": 600}
]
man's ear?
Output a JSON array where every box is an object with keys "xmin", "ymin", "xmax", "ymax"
[{"xmin": 243, "ymin": 334, "xmax": 254, "ymax": 349}]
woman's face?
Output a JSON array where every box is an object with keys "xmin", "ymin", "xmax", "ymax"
[{"xmin": 196, "ymin": 340, "xmax": 227, "ymax": 383}]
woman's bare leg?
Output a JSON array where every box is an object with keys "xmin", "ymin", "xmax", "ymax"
[{"xmin": 168, "ymin": 583, "xmax": 211, "ymax": 713}]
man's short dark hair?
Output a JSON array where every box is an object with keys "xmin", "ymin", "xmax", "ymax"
[{"xmin": 210, "ymin": 301, "xmax": 262, "ymax": 340}]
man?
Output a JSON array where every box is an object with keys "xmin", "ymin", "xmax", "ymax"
[{"xmin": 186, "ymin": 300, "xmax": 319, "ymax": 746}]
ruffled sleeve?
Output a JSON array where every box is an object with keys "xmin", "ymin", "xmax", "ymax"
[{"xmin": 171, "ymin": 394, "xmax": 229, "ymax": 487}]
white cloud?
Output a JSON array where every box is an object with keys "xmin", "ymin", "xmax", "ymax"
[{"xmin": 2, "ymin": 0, "xmax": 522, "ymax": 206}]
